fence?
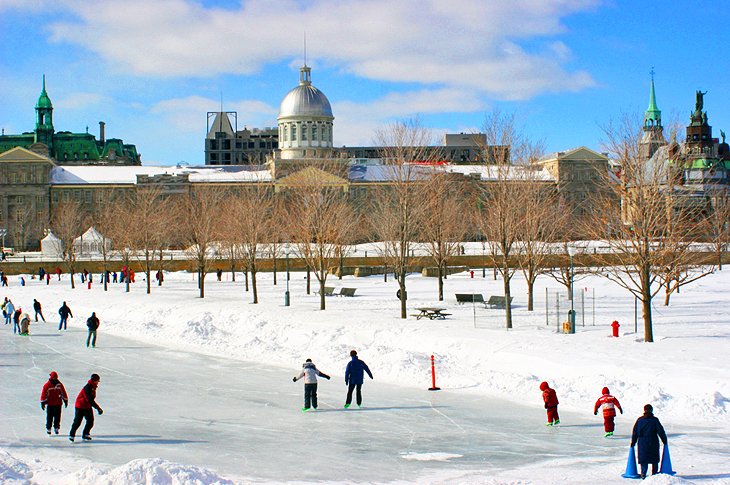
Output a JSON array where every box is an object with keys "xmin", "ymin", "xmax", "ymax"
[{"xmin": 544, "ymin": 287, "xmax": 596, "ymax": 332}]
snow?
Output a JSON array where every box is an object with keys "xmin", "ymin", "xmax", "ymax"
[{"xmin": 1, "ymin": 266, "xmax": 729, "ymax": 484}]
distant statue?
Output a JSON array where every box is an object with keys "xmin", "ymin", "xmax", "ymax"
[
  {"xmin": 722, "ymin": 130, "xmax": 726, "ymax": 144},
  {"xmin": 695, "ymin": 90, "xmax": 707, "ymax": 112}
]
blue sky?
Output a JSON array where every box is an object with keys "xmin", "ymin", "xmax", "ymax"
[{"xmin": 1, "ymin": 0, "xmax": 729, "ymax": 165}]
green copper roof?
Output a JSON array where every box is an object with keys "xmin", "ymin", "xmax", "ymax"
[
  {"xmin": 35, "ymin": 75, "xmax": 53, "ymax": 109},
  {"xmin": 644, "ymin": 75, "xmax": 661, "ymax": 128}
]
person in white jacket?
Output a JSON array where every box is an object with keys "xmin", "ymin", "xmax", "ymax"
[{"xmin": 293, "ymin": 359, "xmax": 331, "ymax": 412}]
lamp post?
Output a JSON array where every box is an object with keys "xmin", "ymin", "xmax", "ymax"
[
  {"xmin": 481, "ymin": 241, "xmax": 486, "ymax": 278},
  {"xmin": 567, "ymin": 245, "xmax": 577, "ymax": 333},
  {"xmin": 284, "ymin": 252, "xmax": 290, "ymax": 306}
]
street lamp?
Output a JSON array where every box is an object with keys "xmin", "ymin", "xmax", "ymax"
[
  {"xmin": 284, "ymin": 252, "xmax": 290, "ymax": 306},
  {"xmin": 567, "ymin": 245, "xmax": 577, "ymax": 333}
]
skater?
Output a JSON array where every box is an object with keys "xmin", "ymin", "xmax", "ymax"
[
  {"xmin": 58, "ymin": 302, "xmax": 73, "ymax": 330},
  {"xmin": 631, "ymin": 404, "xmax": 668, "ymax": 479},
  {"xmin": 3, "ymin": 298, "xmax": 14, "ymax": 325},
  {"xmin": 56, "ymin": 267, "xmax": 62, "ymax": 280},
  {"xmin": 112, "ymin": 271, "xmax": 117, "ymax": 283},
  {"xmin": 19, "ymin": 311, "xmax": 31, "ymax": 335},
  {"xmin": 40, "ymin": 371, "xmax": 68, "ymax": 435},
  {"xmin": 593, "ymin": 386, "xmax": 623, "ymax": 437},
  {"xmin": 293, "ymin": 358, "xmax": 331, "ymax": 411},
  {"xmin": 540, "ymin": 381, "xmax": 560, "ymax": 425},
  {"xmin": 155, "ymin": 269, "xmax": 164, "ymax": 286},
  {"xmin": 33, "ymin": 299, "xmax": 45, "ymax": 322},
  {"xmin": 69, "ymin": 373, "xmax": 103, "ymax": 442},
  {"xmin": 86, "ymin": 312, "xmax": 100, "ymax": 348},
  {"xmin": 13, "ymin": 307, "xmax": 21, "ymax": 334},
  {"xmin": 217, "ymin": 268, "xmax": 223, "ymax": 281},
  {"xmin": 344, "ymin": 350, "xmax": 373, "ymax": 408},
  {"xmin": 46, "ymin": 272, "xmax": 50, "ymax": 285}
]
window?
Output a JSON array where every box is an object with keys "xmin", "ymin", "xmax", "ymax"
[
  {"xmin": 210, "ymin": 140, "xmax": 217, "ymax": 150},
  {"xmin": 85, "ymin": 190, "xmax": 92, "ymax": 202},
  {"xmin": 16, "ymin": 195, "xmax": 24, "ymax": 204},
  {"xmin": 312, "ymin": 125, "xmax": 318, "ymax": 141},
  {"xmin": 283, "ymin": 126, "xmax": 288, "ymax": 142},
  {"xmin": 301, "ymin": 124, "xmax": 308, "ymax": 141},
  {"xmin": 291, "ymin": 125, "xmax": 297, "ymax": 141}
]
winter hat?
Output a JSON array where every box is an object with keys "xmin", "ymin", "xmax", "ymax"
[
  {"xmin": 90, "ymin": 373, "xmax": 100, "ymax": 382},
  {"xmin": 602, "ymin": 387, "xmax": 610, "ymax": 395},
  {"xmin": 350, "ymin": 350, "xmax": 357, "ymax": 357},
  {"xmin": 644, "ymin": 404, "xmax": 653, "ymax": 413},
  {"xmin": 539, "ymin": 381, "xmax": 549, "ymax": 391},
  {"xmin": 49, "ymin": 371, "xmax": 58, "ymax": 379},
  {"xmin": 305, "ymin": 358, "xmax": 312, "ymax": 363}
]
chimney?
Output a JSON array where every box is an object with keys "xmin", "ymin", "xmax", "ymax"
[{"xmin": 99, "ymin": 121, "xmax": 106, "ymax": 143}]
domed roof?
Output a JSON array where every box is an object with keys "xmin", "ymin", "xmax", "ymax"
[
  {"xmin": 36, "ymin": 75, "xmax": 53, "ymax": 109},
  {"xmin": 278, "ymin": 66, "xmax": 333, "ymax": 119}
]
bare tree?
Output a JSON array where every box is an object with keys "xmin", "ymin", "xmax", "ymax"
[
  {"xmin": 370, "ymin": 119, "xmax": 433, "ymax": 318},
  {"xmin": 89, "ymin": 201, "xmax": 119, "ymax": 292},
  {"xmin": 585, "ymin": 115, "xmax": 711, "ymax": 342},
  {"xmin": 476, "ymin": 111, "xmax": 544, "ymax": 328},
  {"xmin": 285, "ymin": 166, "xmax": 357, "ymax": 310},
  {"xmin": 178, "ymin": 187, "xmax": 225, "ymax": 298},
  {"xmin": 420, "ymin": 172, "xmax": 469, "ymax": 301},
  {"xmin": 702, "ymin": 191, "xmax": 730, "ymax": 270},
  {"xmin": 50, "ymin": 200, "xmax": 87, "ymax": 289}
]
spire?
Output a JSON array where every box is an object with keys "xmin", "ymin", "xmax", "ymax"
[
  {"xmin": 299, "ymin": 32, "xmax": 311, "ymax": 85},
  {"xmin": 644, "ymin": 68, "xmax": 661, "ymax": 129}
]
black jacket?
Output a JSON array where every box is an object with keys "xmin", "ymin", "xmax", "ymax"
[
  {"xmin": 86, "ymin": 315, "xmax": 100, "ymax": 330},
  {"xmin": 631, "ymin": 412, "xmax": 667, "ymax": 464}
]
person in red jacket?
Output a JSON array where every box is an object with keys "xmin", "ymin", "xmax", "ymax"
[
  {"xmin": 40, "ymin": 371, "xmax": 68, "ymax": 435},
  {"xmin": 69, "ymin": 373, "xmax": 103, "ymax": 442},
  {"xmin": 540, "ymin": 381, "xmax": 560, "ymax": 426},
  {"xmin": 593, "ymin": 386, "xmax": 623, "ymax": 437}
]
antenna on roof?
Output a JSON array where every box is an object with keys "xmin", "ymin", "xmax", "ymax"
[
  {"xmin": 220, "ymin": 91, "xmax": 223, "ymax": 113},
  {"xmin": 304, "ymin": 31, "xmax": 307, "ymax": 66}
]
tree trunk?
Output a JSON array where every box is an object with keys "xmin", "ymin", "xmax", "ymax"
[
  {"xmin": 244, "ymin": 266, "xmax": 249, "ymax": 292},
  {"xmin": 273, "ymin": 257, "xmax": 277, "ymax": 285},
  {"xmin": 664, "ymin": 287, "xmax": 671, "ymax": 306},
  {"xmin": 70, "ymin": 270, "xmax": 75, "ymax": 289},
  {"xmin": 641, "ymin": 270, "xmax": 653, "ymax": 342},
  {"xmin": 437, "ymin": 264, "xmax": 444, "ymax": 301},
  {"xmin": 252, "ymin": 264, "xmax": 258, "ymax": 304},
  {"xmin": 527, "ymin": 275, "xmax": 534, "ymax": 312},
  {"xmin": 146, "ymin": 267, "xmax": 151, "ymax": 294},
  {"xmin": 306, "ymin": 266, "xmax": 311, "ymax": 295},
  {"xmin": 383, "ymin": 264, "xmax": 387, "ymax": 282},
  {"xmin": 339, "ymin": 254, "xmax": 344, "ymax": 280},
  {"xmin": 503, "ymin": 260, "xmax": 512, "ymax": 329},
  {"xmin": 230, "ymin": 263, "xmax": 236, "ymax": 282},
  {"xmin": 319, "ymin": 278, "xmax": 326, "ymax": 310},
  {"xmin": 718, "ymin": 250, "xmax": 723, "ymax": 271},
  {"xmin": 198, "ymin": 267, "xmax": 205, "ymax": 298}
]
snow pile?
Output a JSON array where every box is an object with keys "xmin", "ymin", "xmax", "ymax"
[
  {"xmin": 68, "ymin": 458, "xmax": 236, "ymax": 485},
  {"xmin": 0, "ymin": 451, "xmax": 32, "ymax": 484}
]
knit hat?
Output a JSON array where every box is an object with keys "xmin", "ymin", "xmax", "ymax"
[
  {"xmin": 602, "ymin": 387, "xmax": 610, "ymax": 395},
  {"xmin": 90, "ymin": 373, "xmax": 100, "ymax": 382},
  {"xmin": 305, "ymin": 358, "xmax": 312, "ymax": 362},
  {"xmin": 539, "ymin": 381, "xmax": 549, "ymax": 391},
  {"xmin": 49, "ymin": 371, "xmax": 58, "ymax": 379}
]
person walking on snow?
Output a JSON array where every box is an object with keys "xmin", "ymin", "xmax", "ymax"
[
  {"xmin": 540, "ymin": 381, "xmax": 560, "ymax": 426},
  {"xmin": 293, "ymin": 358, "xmax": 331, "ymax": 412},
  {"xmin": 58, "ymin": 302, "xmax": 73, "ymax": 330},
  {"xmin": 594, "ymin": 386, "xmax": 623, "ymax": 437},
  {"xmin": 86, "ymin": 312, "xmax": 100, "ymax": 348},
  {"xmin": 40, "ymin": 371, "xmax": 68, "ymax": 435},
  {"xmin": 33, "ymin": 299, "xmax": 45, "ymax": 322},
  {"xmin": 69, "ymin": 373, "xmax": 103, "ymax": 442},
  {"xmin": 631, "ymin": 404, "xmax": 667, "ymax": 479},
  {"xmin": 344, "ymin": 350, "xmax": 373, "ymax": 408}
]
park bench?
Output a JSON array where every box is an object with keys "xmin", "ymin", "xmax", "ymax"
[
  {"xmin": 317, "ymin": 286, "xmax": 337, "ymax": 296},
  {"xmin": 338, "ymin": 287, "xmax": 357, "ymax": 297},
  {"xmin": 487, "ymin": 295, "xmax": 513, "ymax": 309},
  {"xmin": 455, "ymin": 293, "xmax": 485, "ymax": 306}
]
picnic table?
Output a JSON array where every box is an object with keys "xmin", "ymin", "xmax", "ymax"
[{"xmin": 411, "ymin": 307, "xmax": 452, "ymax": 320}]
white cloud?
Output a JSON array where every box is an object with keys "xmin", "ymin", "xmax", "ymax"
[
  {"xmin": 54, "ymin": 92, "xmax": 107, "ymax": 110},
  {"xmin": 43, "ymin": 0, "xmax": 598, "ymax": 100}
]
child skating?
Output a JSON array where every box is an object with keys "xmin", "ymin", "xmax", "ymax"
[
  {"xmin": 540, "ymin": 381, "xmax": 560, "ymax": 426},
  {"xmin": 292, "ymin": 359, "xmax": 331, "ymax": 412},
  {"xmin": 593, "ymin": 386, "xmax": 623, "ymax": 437}
]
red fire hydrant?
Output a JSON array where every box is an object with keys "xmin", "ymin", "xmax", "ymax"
[
  {"xmin": 611, "ymin": 320, "xmax": 620, "ymax": 337},
  {"xmin": 470, "ymin": 270, "xmax": 474, "ymax": 279}
]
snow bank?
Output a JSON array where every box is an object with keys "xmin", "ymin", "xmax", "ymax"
[{"xmin": 68, "ymin": 458, "xmax": 236, "ymax": 485}]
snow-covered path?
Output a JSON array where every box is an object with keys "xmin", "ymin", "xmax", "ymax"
[{"xmin": 0, "ymin": 324, "xmax": 664, "ymax": 483}]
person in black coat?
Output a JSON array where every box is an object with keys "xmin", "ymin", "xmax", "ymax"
[
  {"xmin": 344, "ymin": 350, "xmax": 373, "ymax": 408},
  {"xmin": 86, "ymin": 312, "xmax": 100, "ymax": 348},
  {"xmin": 630, "ymin": 404, "xmax": 668, "ymax": 479}
]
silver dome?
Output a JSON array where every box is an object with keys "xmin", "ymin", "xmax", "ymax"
[{"xmin": 278, "ymin": 66, "xmax": 333, "ymax": 119}]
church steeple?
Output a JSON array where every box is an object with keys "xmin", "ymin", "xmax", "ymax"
[
  {"xmin": 640, "ymin": 70, "xmax": 665, "ymax": 162},
  {"xmin": 35, "ymin": 74, "xmax": 54, "ymax": 148},
  {"xmin": 644, "ymin": 69, "xmax": 661, "ymax": 129}
]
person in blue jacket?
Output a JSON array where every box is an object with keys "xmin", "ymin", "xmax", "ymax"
[
  {"xmin": 630, "ymin": 404, "xmax": 668, "ymax": 479},
  {"xmin": 344, "ymin": 349, "xmax": 373, "ymax": 408}
]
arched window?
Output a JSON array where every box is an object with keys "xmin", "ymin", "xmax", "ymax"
[
  {"xmin": 301, "ymin": 123, "xmax": 308, "ymax": 141},
  {"xmin": 291, "ymin": 124, "xmax": 297, "ymax": 141},
  {"xmin": 283, "ymin": 125, "xmax": 288, "ymax": 142}
]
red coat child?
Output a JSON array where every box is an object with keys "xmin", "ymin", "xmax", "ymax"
[
  {"xmin": 594, "ymin": 387, "xmax": 623, "ymax": 436},
  {"xmin": 540, "ymin": 381, "xmax": 560, "ymax": 425}
]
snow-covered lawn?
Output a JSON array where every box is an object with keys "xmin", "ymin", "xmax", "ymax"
[{"xmin": 1, "ymin": 267, "xmax": 728, "ymax": 484}]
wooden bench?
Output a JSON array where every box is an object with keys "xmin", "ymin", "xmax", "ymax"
[
  {"xmin": 486, "ymin": 295, "xmax": 513, "ymax": 309},
  {"xmin": 317, "ymin": 286, "xmax": 336, "ymax": 296},
  {"xmin": 455, "ymin": 293, "xmax": 485, "ymax": 305},
  {"xmin": 338, "ymin": 287, "xmax": 357, "ymax": 297}
]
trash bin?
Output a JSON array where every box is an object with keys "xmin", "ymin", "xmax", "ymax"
[{"xmin": 611, "ymin": 320, "xmax": 620, "ymax": 337}]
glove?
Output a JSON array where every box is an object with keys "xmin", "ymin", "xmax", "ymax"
[
  {"xmin": 620, "ymin": 410, "xmax": 623, "ymax": 414},
  {"xmin": 594, "ymin": 411, "xmax": 597, "ymax": 415},
  {"xmin": 544, "ymin": 403, "xmax": 548, "ymax": 409},
  {"xmin": 326, "ymin": 376, "xmax": 331, "ymax": 380},
  {"xmin": 64, "ymin": 400, "xmax": 68, "ymax": 408},
  {"xmin": 97, "ymin": 408, "xmax": 104, "ymax": 415},
  {"xmin": 41, "ymin": 402, "xmax": 46, "ymax": 410},
  {"xmin": 292, "ymin": 377, "xmax": 297, "ymax": 382}
]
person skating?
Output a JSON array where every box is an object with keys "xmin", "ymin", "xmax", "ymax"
[
  {"xmin": 540, "ymin": 381, "xmax": 560, "ymax": 426},
  {"xmin": 33, "ymin": 299, "xmax": 45, "ymax": 322},
  {"xmin": 344, "ymin": 350, "xmax": 373, "ymax": 408},
  {"xmin": 12, "ymin": 308, "xmax": 21, "ymax": 334},
  {"xmin": 19, "ymin": 311, "xmax": 31, "ymax": 335},
  {"xmin": 631, "ymin": 404, "xmax": 668, "ymax": 479},
  {"xmin": 58, "ymin": 302, "xmax": 73, "ymax": 330},
  {"xmin": 69, "ymin": 373, "xmax": 103, "ymax": 442},
  {"xmin": 40, "ymin": 371, "xmax": 68, "ymax": 435},
  {"xmin": 86, "ymin": 312, "xmax": 100, "ymax": 348},
  {"xmin": 594, "ymin": 386, "xmax": 623, "ymax": 437},
  {"xmin": 293, "ymin": 358, "xmax": 331, "ymax": 412},
  {"xmin": 3, "ymin": 298, "xmax": 14, "ymax": 325}
]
